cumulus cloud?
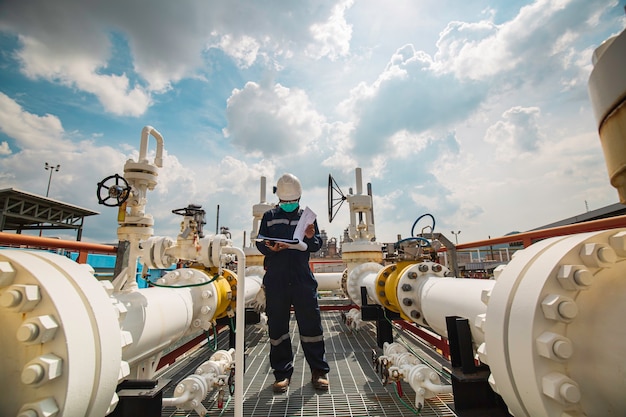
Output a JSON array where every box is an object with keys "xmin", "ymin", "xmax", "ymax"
[
  {"xmin": 0, "ymin": 92, "xmax": 74, "ymax": 150},
  {"xmin": 432, "ymin": 0, "xmax": 617, "ymax": 86},
  {"xmin": 223, "ymin": 81, "xmax": 325, "ymax": 157},
  {"xmin": 484, "ymin": 106, "xmax": 544, "ymax": 161},
  {"xmin": 0, "ymin": 0, "xmax": 356, "ymax": 118},
  {"xmin": 0, "ymin": 95, "xmax": 129, "ymax": 234},
  {"xmin": 0, "ymin": 0, "xmax": 621, "ymax": 246},
  {"xmin": 211, "ymin": 34, "xmax": 261, "ymax": 68},
  {"xmin": 343, "ymin": 44, "xmax": 486, "ymax": 155},
  {"xmin": 306, "ymin": 0, "xmax": 354, "ymax": 60},
  {"xmin": 321, "ymin": 121, "xmax": 357, "ymax": 172},
  {"xmin": 13, "ymin": 34, "xmax": 152, "ymax": 116}
]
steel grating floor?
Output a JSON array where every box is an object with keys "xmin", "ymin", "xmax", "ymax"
[{"xmin": 159, "ymin": 310, "xmax": 458, "ymax": 417}]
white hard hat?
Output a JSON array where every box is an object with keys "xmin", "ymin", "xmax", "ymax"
[{"xmin": 275, "ymin": 173, "xmax": 302, "ymax": 201}]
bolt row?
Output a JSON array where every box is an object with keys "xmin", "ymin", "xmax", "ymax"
[
  {"xmin": 536, "ymin": 237, "xmax": 621, "ymax": 407},
  {"xmin": 0, "ymin": 259, "xmax": 62, "ymax": 417}
]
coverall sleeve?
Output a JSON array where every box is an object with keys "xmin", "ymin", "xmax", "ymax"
[
  {"xmin": 255, "ymin": 211, "xmax": 275, "ymax": 256},
  {"xmin": 303, "ymin": 219, "xmax": 323, "ymax": 253}
]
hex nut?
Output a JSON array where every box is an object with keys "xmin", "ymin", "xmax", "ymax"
[
  {"xmin": 474, "ymin": 313, "xmax": 486, "ymax": 332},
  {"xmin": 22, "ymin": 354, "xmax": 63, "ymax": 386},
  {"xmin": 17, "ymin": 397, "xmax": 59, "ymax": 417},
  {"xmin": 542, "ymin": 372, "xmax": 580, "ymax": 404},
  {"xmin": 120, "ymin": 330, "xmax": 133, "ymax": 348},
  {"xmin": 536, "ymin": 332, "xmax": 573, "ymax": 360},
  {"xmin": 477, "ymin": 342, "xmax": 488, "ymax": 364},
  {"xmin": 17, "ymin": 315, "xmax": 59, "ymax": 344},
  {"xmin": 100, "ymin": 280, "xmax": 114, "ymax": 295},
  {"xmin": 557, "ymin": 265, "xmax": 593, "ymax": 290},
  {"xmin": 481, "ymin": 289, "xmax": 491, "ymax": 305},
  {"xmin": 580, "ymin": 243, "xmax": 616, "ymax": 268},
  {"xmin": 0, "ymin": 261, "xmax": 16, "ymax": 287},
  {"xmin": 608, "ymin": 231, "xmax": 626, "ymax": 257},
  {"xmin": 541, "ymin": 294, "xmax": 578, "ymax": 322},
  {"xmin": 0, "ymin": 284, "xmax": 40, "ymax": 311},
  {"xmin": 493, "ymin": 264, "xmax": 506, "ymax": 280}
]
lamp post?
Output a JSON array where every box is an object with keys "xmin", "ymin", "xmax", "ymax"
[
  {"xmin": 451, "ymin": 230, "xmax": 461, "ymax": 244},
  {"xmin": 45, "ymin": 162, "xmax": 60, "ymax": 197}
]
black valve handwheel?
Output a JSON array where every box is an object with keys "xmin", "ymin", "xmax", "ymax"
[{"xmin": 97, "ymin": 174, "xmax": 131, "ymax": 207}]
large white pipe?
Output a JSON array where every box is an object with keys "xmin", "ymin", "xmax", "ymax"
[
  {"xmin": 115, "ymin": 287, "xmax": 194, "ymax": 374},
  {"xmin": 314, "ymin": 272, "xmax": 343, "ymax": 291},
  {"xmin": 244, "ymin": 270, "xmax": 263, "ymax": 303},
  {"xmin": 408, "ymin": 275, "xmax": 494, "ymax": 345}
]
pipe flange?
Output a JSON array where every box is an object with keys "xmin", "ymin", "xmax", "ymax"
[
  {"xmin": 395, "ymin": 262, "xmax": 449, "ymax": 323},
  {"xmin": 159, "ymin": 268, "xmax": 220, "ymax": 330},
  {"xmin": 0, "ymin": 250, "xmax": 122, "ymax": 417},
  {"xmin": 346, "ymin": 262, "xmax": 383, "ymax": 306},
  {"xmin": 484, "ymin": 229, "xmax": 626, "ymax": 417}
]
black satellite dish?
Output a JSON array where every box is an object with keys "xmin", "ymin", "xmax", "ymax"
[{"xmin": 327, "ymin": 174, "xmax": 347, "ymax": 223}]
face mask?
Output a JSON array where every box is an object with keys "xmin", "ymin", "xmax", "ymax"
[{"xmin": 280, "ymin": 202, "xmax": 299, "ymax": 212}]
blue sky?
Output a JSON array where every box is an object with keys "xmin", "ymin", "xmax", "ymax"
[{"xmin": 0, "ymin": 0, "xmax": 624, "ymax": 247}]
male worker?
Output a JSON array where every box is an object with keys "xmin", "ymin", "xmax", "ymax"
[{"xmin": 256, "ymin": 173, "xmax": 330, "ymax": 393}]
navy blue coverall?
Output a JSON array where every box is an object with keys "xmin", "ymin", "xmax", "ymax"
[{"xmin": 255, "ymin": 206, "xmax": 330, "ymax": 381}]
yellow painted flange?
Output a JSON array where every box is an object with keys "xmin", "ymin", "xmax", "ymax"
[
  {"xmin": 376, "ymin": 261, "xmax": 417, "ymax": 321},
  {"xmin": 211, "ymin": 269, "xmax": 237, "ymax": 319},
  {"xmin": 376, "ymin": 264, "xmax": 399, "ymax": 313}
]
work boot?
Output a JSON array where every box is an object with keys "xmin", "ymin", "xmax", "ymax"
[
  {"xmin": 272, "ymin": 378, "xmax": 290, "ymax": 393},
  {"xmin": 311, "ymin": 370, "xmax": 329, "ymax": 390}
]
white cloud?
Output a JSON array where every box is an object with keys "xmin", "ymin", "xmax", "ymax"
[
  {"xmin": 223, "ymin": 81, "xmax": 325, "ymax": 157},
  {"xmin": 0, "ymin": 0, "xmax": 357, "ymax": 118},
  {"xmin": 0, "ymin": 92, "xmax": 73, "ymax": 150},
  {"xmin": 431, "ymin": 0, "xmax": 618, "ymax": 84},
  {"xmin": 0, "ymin": 0, "xmax": 622, "ymax": 247},
  {"xmin": 306, "ymin": 0, "xmax": 354, "ymax": 60},
  {"xmin": 15, "ymin": 35, "xmax": 152, "ymax": 116},
  {"xmin": 342, "ymin": 43, "xmax": 485, "ymax": 157},
  {"xmin": 0, "ymin": 141, "xmax": 10, "ymax": 155},
  {"xmin": 211, "ymin": 34, "xmax": 261, "ymax": 68},
  {"xmin": 484, "ymin": 106, "xmax": 544, "ymax": 161},
  {"xmin": 321, "ymin": 121, "xmax": 357, "ymax": 171}
]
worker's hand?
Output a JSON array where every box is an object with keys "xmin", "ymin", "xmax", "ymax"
[
  {"xmin": 265, "ymin": 241, "xmax": 288, "ymax": 251},
  {"xmin": 304, "ymin": 224, "xmax": 315, "ymax": 239}
]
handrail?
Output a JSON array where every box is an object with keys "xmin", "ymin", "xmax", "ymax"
[{"xmin": 454, "ymin": 214, "xmax": 626, "ymax": 249}]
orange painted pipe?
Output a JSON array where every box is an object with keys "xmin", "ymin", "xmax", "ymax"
[
  {"xmin": 454, "ymin": 214, "xmax": 626, "ymax": 250},
  {"xmin": 0, "ymin": 231, "xmax": 117, "ymax": 254}
]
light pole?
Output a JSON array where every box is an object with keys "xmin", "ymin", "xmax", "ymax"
[
  {"xmin": 451, "ymin": 230, "xmax": 461, "ymax": 244},
  {"xmin": 45, "ymin": 162, "xmax": 60, "ymax": 197}
]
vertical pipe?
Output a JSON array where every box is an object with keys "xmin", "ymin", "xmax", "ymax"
[
  {"xmin": 260, "ymin": 176, "xmax": 267, "ymax": 202},
  {"xmin": 216, "ymin": 204, "xmax": 220, "ymax": 234},
  {"xmin": 356, "ymin": 168, "xmax": 363, "ymax": 223},
  {"xmin": 367, "ymin": 182, "xmax": 375, "ymax": 225},
  {"xmin": 222, "ymin": 246, "xmax": 245, "ymax": 417}
]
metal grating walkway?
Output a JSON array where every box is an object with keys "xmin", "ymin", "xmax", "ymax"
[{"xmin": 160, "ymin": 311, "xmax": 458, "ymax": 417}]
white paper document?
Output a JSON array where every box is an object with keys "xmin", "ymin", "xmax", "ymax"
[{"xmin": 292, "ymin": 206, "xmax": 317, "ymax": 241}]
